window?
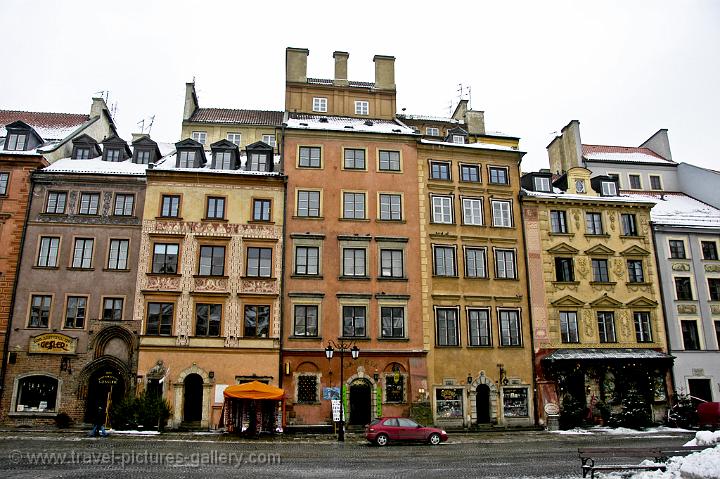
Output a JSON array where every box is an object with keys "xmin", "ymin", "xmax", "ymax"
[
  {"xmin": 627, "ymin": 260, "xmax": 644, "ymax": 283},
  {"xmin": 669, "ymin": 240, "xmax": 686, "ymax": 259},
  {"xmin": 495, "ymin": 249, "xmax": 516, "ymax": 279},
  {"xmin": 107, "ymin": 239, "xmax": 129, "ymax": 270},
  {"xmin": 72, "ymin": 238, "xmax": 94, "ymax": 268},
  {"xmin": 160, "ymin": 195, "xmax": 180, "ymax": 217},
  {"xmin": 74, "ymin": 147, "xmax": 91, "ymax": 160},
  {"xmin": 702, "ymin": 241, "xmax": 719, "ymax": 260},
  {"xmin": 436, "ymin": 308, "xmax": 459, "ymax": 346},
  {"xmin": 246, "ymin": 247, "xmax": 272, "ymax": 277},
  {"xmin": 227, "ymin": 133, "xmax": 242, "ymax": 146},
  {"xmin": 262, "ymin": 134, "xmax": 276, "ymax": 147},
  {"xmin": 591, "ymin": 259, "xmax": 610, "ymax": 282},
  {"xmin": 199, "ymin": 245, "xmax": 225, "ymax": 276},
  {"xmin": 135, "ymin": 150, "xmax": 151, "ymax": 164},
  {"xmin": 312, "ymin": 97, "xmax": 327, "ymax": 112},
  {"xmin": 342, "ymin": 306, "xmax": 366, "ymax": 337},
  {"xmin": 297, "ymin": 375, "xmax": 318, "ymax": 403},
  {"xmin": 585, "ymin": 212, "xmax": 604, "ymax": 235},
  {"xmin": 102, "ymin": 298, "xmax": 123, "ymax": 321},
  {"xmin": 342, "ymin": 248, "xmax": 366, "ymax": 277},
  {"xmin": 16, "ymin": 376, "xmax": 58, "ymax": 412},
  {"xmin": 534, "ymin": 177, "xmax": 551, "ymax": 192},
  {"xmin": 37, "ymin": 237, "xmax": 60, "ymax": 267},
  {"xmin": 597, "ymin": 312, "xmax": 616, "ymax": 343},
  {"xmin": 106, "ymin": 149, "xmax": 121, "ymax": 162},
  {"xmin": 452, "ymin": 135, "xmax": 465, "ymax": 144},
  {"xmin": 675, "ymin": 277, "xmax": 693, "ymax": 300},
  {"xmin": 489, "ymin": 167, "xmax": 509, "ymax": 185},
  {"xmin": 468, "ymin": 309, "xmax": 491, "ymax": 346},
  {"xmin": 379, "ymin": 150, "xmax": 400, "ymax": 171},
  {"xmin": 195, "ymin": 303, "xmax": 221, "ymax": 337},
  {"xmin": 432, "ymin": 196, "xmax": 453, "ymax": 224},
  {"xmin": 380, "ymin": 249, "xmax": 403, "ymax": 278},
  {"xmin": 555, "ymin": 258, "xmax": 575, "ymax": 282},
  {"xmin": 342, "ymin": 192, "xmax": 366, "ymax": 219},
  {"xmin": 253, "ymin": 199, "xmax": 271, "ymax": 222},
  {"xmin": 426, "ymin": 127, "xmax": 440, "ymax": 136},
  {"xmin": 293, "ymin": 305, "xmax": 318, "ymax": 336},
  {"xmin": 45, "ymin": 192, "xmax": 67, "ymax": 214},
  {"xmin": 354, "ymin": 101, "xmax": 369, "ymax": 115},
  {"xmin": 499, "ymin": 310, "xmax": 521, "ymax": 346},
  {"xmin": 205, "ymin": 197, "xmax": 225, "ymax": 220},
  {"xmin": 244, "ymin": 305, "xmax": 270, "ymax": 337},
  {"xmin": 146, "ymin": 302, "xmax": 173, "ymax": 335},
  {"xmin": 295, "ymin": 246, "xmax": 319, "ymax": 275},
  {"xmin": 465, "ymin": 248, "xmax": 487, "ymax": 278},
  {"xmin": 433, "ymin": 246, "xmax": 456, "ymax": 276},
  {"xmin": 342, "ymin": 148, "xmax": 365, "ymax": 169},
  {"xmin": 709, "ymin": 278, "xmax": 720, "ymax": 301},
  {"xmin": 114, "ymin": 194, "xmax": 134, "ymax": 216},
  {"xmin": 650, "ymin": 175, "xmax": 662, "ymax": 190},
  {"xmin": 430, "ymin": 161, "xmax": 451, "ymax": 180},
  {"xmin": 64, "ymin": 296, "xmax": 86, "ymax": 329},
  {"xmin": 191, "ymin": 131, "xmax": 206, "ymax": 144},
  {"xmin": 6, "ymin": 133, "xmax": 27, "ymax": 151},
  {"xmin": 152, "ymin": 243, "xmax": 179, "ymax": 274},
  {"xmin": 460, "ymin": 164, "xmax": 480, "ymax": 182},
  {"xmin": 462, "ymin": 198, "xmax": 483, "ymax": 225},
  {"xmin": 491, "ymin": 200, "xmax": 512, "ymax": 227},
  {"xmin": 386, "ymin": 374, "xmax": 404, "ymax": 403},
  {"xmin": 633, "ymin": 312, "xmax": 652, "ymax": 342},
  {"xmin": 621, "ymin": 214, "xmax": 638, "ymax": 236},
  {"xmin": 248, "ymin": 153, "xmax": 270, "ymax": 172},
  {"xmin": 379, "ymin": 194, "xmax": 402, "ymax": 220},
  {"xmin": 297, "ymin": 190, "xmax": 321, "ymax": 217},
  {"xmin": 298, "ymin": 146, "xmax": 321, "ymax": 168},
  {"xmin": 29, "ymin": 295, "xmax": 52, "ymax": 328},
  {"xmin": 628, "ymin": 174, "xmax": 641, "ymax": 189},
  {"xmin": 381, "ymin": 307, "xmax": 404, "ymax": 338},
  {"xmin": 681, "ymin": 320, "xmax": 700, "ymax": 350},
  {"xmin": 560, "ymin": 311, "xmax": 579, "ymax": 343},
  {"xmin": 550, "ymin": 210, "xmax": 568, "ymax": 233},
  {"xmin": 214, "ymin": 151, "xmax": 232, "ymax": 170},
  {"xmin": 0, "ymin": 172, "xmax": 9, "ymax": 195},
  {"xmin": 599, "ymin": 181, "xmax": 616, "ymax": 196},
  {"xmin": 78, "ymin": 193, "xmax": 100, "ymax": 215},
  {"xmin": 178, "ymin": 150, "xmax": 196, "ymax": 168}
]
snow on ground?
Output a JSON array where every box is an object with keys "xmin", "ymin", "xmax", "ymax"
[
  {"xmin": 551, "ymin": 426, "xmax": 693, "ymax": 435},
  {"xmin": 684, "ymin": 431, "xmax": 720, "ymax": 447},
  {"xmin": 108, "ymin": 429, "xmax": 161, "ymax": 435}
]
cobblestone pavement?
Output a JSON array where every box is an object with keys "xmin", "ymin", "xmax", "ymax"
[{"xmin": 0, "ymin": 429, "xmax": 695, "ymax": 478}]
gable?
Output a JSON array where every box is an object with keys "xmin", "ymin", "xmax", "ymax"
[
  {"xmin": 550, "ymin": 295, "xmax": 585, "ymax": 307},
  {"xmin": 589, "ymin": 294, "xmax": 624, "ymax": 308},
  {"xmin": 210, "ymin": 139, "xmax": 238, "ymax": 150},
  {"xmin": 620, "ymin": 245, "xmax": 651, "ymax": 257},
  {"xmin": 584, "ymin": 244, "xmax": 615, "ymax": 256},
  {"xmin": 625, "ymin": 296, "xmax": 658, "ymax": 308},
  {"xmin": 246, "ymin": 140, "xmax": 273, "ymax": 151},
  {"xmin": 547, "ymin": 242, "xmax": 580, "ymax": 255}
]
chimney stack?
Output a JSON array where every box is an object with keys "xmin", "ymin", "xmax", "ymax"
[
  {"xmin": 333, "ymin": 51, "xmax": 349, "ymax": 86},
  {"xmin": 286, "ymin": 47, "xmax": 310, "ymax": 84},
  {"xmin": 90, "ymin": 97, "xmax": 108, "ymax": 119},
  {"xmin": 183, "ymin": 82, "xmax": 199, "ymax": 121},
  {"xmin": 373, "ymin": 55, "xmax": 396, "ymax": 90},
  {"xmin": 639, "ymin": 129, "xmax": 672, "ymax": 161},
  {"xmin": 131, "ymin": 132, "xmax": 149, "ymax": 142}
]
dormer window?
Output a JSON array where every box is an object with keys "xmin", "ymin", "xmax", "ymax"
[
  {"xmin": 106, "ymin": 149, "xmax": 121, "ymax": 162},
  {"xmin": 214, "ymin": 151, "xmax": 232, "ymax": 170},
  {"xmin": 178, "ymin": 151, "xmax": 196, "ymax": 168},
  {"xmin": 249, "ymin": 153, "xmax": 270, "ymax": 172},
  {"xmin": 426, "ymin": 127, "xmax": 440, "ymax": 136},
  {"xmin": 135, "ymin": 150, "xmax": 151, "ymax": 164},
  {"xmin": 601, "ymin": 181, "xmax": 617, "ymax": 196},
  {"xmin": 74, "ymin": 148, "xmax": 91, "ymax": 159},
  {"xmin": 6, "ymin": 133, "xmax": 27, "ymax": 151},
  {"xmin": 452, "ymin": 135, "xmax": 465, "ymax": 145},
  {"xmin": 313, "ymin": 97, "xmax": 328, "ymax": 113},
  {"xmin": 534, "ymin": 177, "xmax": 551, "ymax": 192}
]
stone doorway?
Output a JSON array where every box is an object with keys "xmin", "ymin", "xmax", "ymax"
[
  {"xmin": 349, "ymin": 378, "xmax": 372, "ymax": 425},
  {"xmin": 84, "ymin": 367, "xmax": 125, "ymax": 423},
  {"xmin": 476, "ymin": 384, "xmax": 491, "ymax": 423},
  {"xmin": 183, "ymin": 373, "xmax": 203, "ymax": 423}
]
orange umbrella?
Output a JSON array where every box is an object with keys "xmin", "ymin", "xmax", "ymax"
[{"xmin": 223, "ymin": 381, "xmax": 284, "ymax": 401}]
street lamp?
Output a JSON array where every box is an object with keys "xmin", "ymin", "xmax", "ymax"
[{"xmin": 325, "ymin": 339, "xmax": 360, "ymax": 442}]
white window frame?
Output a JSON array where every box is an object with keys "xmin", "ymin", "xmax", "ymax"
[
  {"xmin": 464, "ymin": 247, "xmax": 487, "ymax": 278},
  {"xmin": 432, "ymin": 195, "xmax": 453, "ymax": 224},
  {"xmin": 433, "ymin": 245, "xmax": 457, "ymax": 277},
  {"xmin": 462, "ymin": 197, "xmax": 483, "ymax": 225},
  {"xmin": 494, "ymin": 249, "xmax": 516, "ymax": 279},
  {"xmin": 601, "ymin": 181, "xmax": 617, "ymax": 196},
  {"xmin": 491, "ymin": 200, "xmax": 512, "ymax": 227},
  {"xmin": 191, "ymin": 131, "xmax": 207, "ymax": 145},
  {"xmin": 452, "ymin": 135, "xmax": 465, "ymax": 144},
  {"xmin": 534, "ymin": 177, "xmax": 550, "ymax": 192},
  {"xmin": 227, "ymin": 133, "xmax": 242, "ymax": 146},
  {"xmin": 312, "ymin": 97, "xmax": 328, "ymax": 113},
  {"xmin": 262, "ymin": 134, "xmax": 276, "ymax": 147},
  {"xmin": 354, "ymin": 100, "xmax": 369, "ymax": 115},
  {"xmin": 426, "ymin": 127, "xmax": 440, "ymax": 136}
]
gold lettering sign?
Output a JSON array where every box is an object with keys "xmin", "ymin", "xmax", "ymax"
[{"xmin": 29, "ymin": 333, "xmax": 77, "ymax": 355}]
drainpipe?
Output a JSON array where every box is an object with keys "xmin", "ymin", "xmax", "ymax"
[
  {"xmin": 650, "ymin": 222, "xmax": 676, "ymax": 404},
  {"xmin": 278, "ymin": 121, "xmax": 288, "ymax": 390}
]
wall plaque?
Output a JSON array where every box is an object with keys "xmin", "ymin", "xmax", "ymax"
[{"xmin": 29, "ymin": 333, "xmax": 77, "ymax": 354}]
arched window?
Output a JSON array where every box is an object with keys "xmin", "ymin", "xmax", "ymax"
[{"xmin": 16, "ymin": 375, "xmax": 58, "ymax": 412}]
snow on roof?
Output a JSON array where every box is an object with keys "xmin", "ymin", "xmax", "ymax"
[
  {"xmin": 582, "ymin": 144, "xmax": 675, "ymax": 165},
  {"xmin": 420, "ymin": 138, "xmax": 521, "ymax": 153},
  {"xmin": 522, "ymin": 188, "xmax": 656, "ymax": 205},
  {"xmin": 0, "ymin": 110, "xmax": 90, "ymax": 141},
  {"xmin": 151, "ymin": 152, "xmax": 283, "ymax": 177},
  {"xmin": 306, "ymin": 78, "xmax": 375, "ymax": 88},
  {"xmin": 399, "ymin": 114, "xmax": 463, "ymax": 124},
  {"xmin": 286, "ymin": 114, "xmax": 415, "ymax": 135},
  {"xmin": 626, "ymin": 192, "xmax": 720, "ymax": 228},
  {"xmin": 42, "ymin": 141, "xmax": 177, "ymax": 176}
]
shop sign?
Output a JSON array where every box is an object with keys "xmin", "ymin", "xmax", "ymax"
[
  {"xmin": 331, "ymin": 399, "xmax": 341, "ymax": 422},
  {"xmin": 98, "ymin": 371, "xmax": 118, "ymax": 386},
  {"xmin": 29, "ymin": 333, "xmax": 77, "ymax": 354},
  {"xmin": 323, "ymin": 387, "xmax": 341, "ymax": 400},
  {"xmin": 544, "ymin": 402, "xmax": 560, "ymax": 415}
]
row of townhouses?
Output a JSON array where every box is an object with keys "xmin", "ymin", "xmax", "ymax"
[{"xmin": 0, "ymin": 48, "xmax": 718, "ymax": 431}]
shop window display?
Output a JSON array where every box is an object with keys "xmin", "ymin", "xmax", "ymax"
[
  {"xmin": 16, "ymin": 375, "xmax": 58, "ymax": 412},
  {"xmin": 502, "ymin": 387, "xmax": 528, "ymax": 417},
  {"xmin": 435, "ymin": 388, "xmax": 463, "ymax": 419}
]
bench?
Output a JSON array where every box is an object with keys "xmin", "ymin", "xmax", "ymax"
[{"xmin": 578, "ymin": 446, "xmax": 710, "ymax": 478}]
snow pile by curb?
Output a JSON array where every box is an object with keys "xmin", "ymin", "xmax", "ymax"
[
  {"xmin": 684, "ymin": 431, "xmax": 720, "ymax": 447},
  {"xmin": 108, "ymin": 429, "xmax": 161, "ymax": 435}
]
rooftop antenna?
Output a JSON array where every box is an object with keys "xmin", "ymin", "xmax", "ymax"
[
  {"xmin": 147, "ymin": 115, "xmax": 155, "ymax": 134},
  {"xmin": 110, "ymin": 101, "xmax": 118, "ymax": 120},
  {"xmin": 137, "ymin": 119, "xmax": 145, "ymax": 133},
  {"xmin": 467, "ymin": 86, "xmax": 472, "ymax": 109}
]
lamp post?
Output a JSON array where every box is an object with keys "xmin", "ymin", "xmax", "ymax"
[{"xmin": 325, "ymin": 339, "xmax": 360, "ymax": 442}]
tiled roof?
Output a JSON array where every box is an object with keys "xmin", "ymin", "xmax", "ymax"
[
  {"xmin": 307, "ymin": 78, "xmax": 375, "ymax": 88},
  {"xmin": 188, "ymin": 108, "xmax": 283, "ymax": 125},
  {"xmin": 0, "ymin": 110, "xmax": 90, "ymax": 140},
  {"xmin": 582, "ymin": 144, "xmax": 674, "ymax": 164}
]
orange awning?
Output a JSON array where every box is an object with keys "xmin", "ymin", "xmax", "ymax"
[{"xmin": 223, "ymin": 381, "xmax": 284, "ymax": 401}]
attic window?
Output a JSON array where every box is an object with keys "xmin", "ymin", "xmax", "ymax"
[
  {"xmin": 6, "ymin": 133, "xmax": 27, "ymax": 151},
  {"xmin": 452, "ymin": 135, "xmax": 465, "ymax": 144},
  {"xmin": 178, "ymin": 150, "xmax": 196, "ymax": 168},
  {"xmin": 248, "ymin": 153, "xmax": 271, "ymax": 172},
  {"xmin": 534, "ymin": 177, "xmax": 551, "ymax": 192},
  {"xmin": 135, "ymin": 150, "xmax": 151, "ymax": 164},
  {"xmin": 106, "ymin": 149, "xmax": 121, "ymax": 162},
  {"xmin": 601, "ymin": 181, "xmax": 617, "ymax": 196},
  {"xmin": 74, "ymin": 148, "xmax": 91, "ymax": 160}
]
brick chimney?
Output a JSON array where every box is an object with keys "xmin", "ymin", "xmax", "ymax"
[
  {"xmin": 286, "ymin": 47, "xmax": 309, "ymax": 83},
  {"xmin": 183, "ymin": 82, "xmax": 199, "ymax": 121},
  {"xmin": 333, "ymin": 51, "xmax": 349, "ymax": 87},
  {"xmin": 373, "ymin": 55, "xmax": 396, "ymax": 90},
  {"xmin": 547, "ymin": 120, "xmax": 583, "ymax": 174},
  {"xmin": 90, "ymin": 97, "xmax": 108, "ymax": 119}
]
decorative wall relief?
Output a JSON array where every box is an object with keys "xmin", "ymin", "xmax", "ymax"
[
  {"xmin": 145, "ymin": 275, "xmax": 181, "ymax": 291},
  {"xmin": 240, "ymin": 279, "xmax": 277, "ymax": 295},
  {"xmin": 671, "ymin": 263, "xmax": 691, "ymax": 272},
  {"xmin": 572, "ymin": 210, "xmax": 581, "ymax": 231},
  {"xmin": 705, "ymin": 264, "xmax": 720, "ymax": 273},
  {"xmin": 193, "ymin": 277, "xmax": 229, "ymax": 293},
  {"xmin": 102, "ymin": 191, "xmax": 113, "ymax": 216},
  {"xmin": 619, "ymin": 310, "xmax": 630, "ymax": 338},
  {"xmin": 583, "ymin": 309, "xmax": 593, "ymax": 338},
  {"xmin": 608, "ymin": 212, "xmax": 616, "ymax": 232},
  {"xmin": 613, "ymin": 258, "xmax": 625, "ymax": 279},
  {"xmin": 577, "ymin": 257, "xmax": 589, "ymax": 279},
  {"xmin": 711, "ymin": 305, "xmax": 720, "ymax": 315},
  {"xmin": 677, "ymin": 304, "xmax": 697, "ymax": 314}
]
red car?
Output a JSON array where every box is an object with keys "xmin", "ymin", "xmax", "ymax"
[
  {"xmin": 698, "ymin": 402, "xmax": 720, "ymax": 429},
  {"xmin": 365, "ymin": 417, "xmax": 448, "ymax": 446}
]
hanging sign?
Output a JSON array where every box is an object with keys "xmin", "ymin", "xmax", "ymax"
[
  {"xmin": 331, "ymin": 399, "xmax": 341, "ymax": 422},
  {"xmin": 29, "ymin": 333, "xmax": 77, "ymax": 354}
]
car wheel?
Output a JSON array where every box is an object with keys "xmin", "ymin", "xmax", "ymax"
[
  {"xmin": 375, "ymin": 433, "xmax": 389, "ymax": 447},
  {"xmin": 428, "ymin": 433, "xmax": 441, "ymax": 445}
]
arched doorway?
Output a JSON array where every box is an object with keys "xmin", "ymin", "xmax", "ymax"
[
  {"xmin": 476, "ymin": 384, "xmax": 491, "ymax": 423},
  {"xmin": 84, "ymin": 367, "xmax": 125, "ymax": 423},
  {"xmin": 349, "ymin": 378, "xmax": 372, "ymax": 425},
  {"xmin": 183, "ymin": 374, "xmax": 203, "ymax": 423}
]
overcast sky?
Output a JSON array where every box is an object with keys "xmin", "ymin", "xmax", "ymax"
[{"xmin": 1, "ymin": 0, "xmax": 718, "ymax": 172}]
